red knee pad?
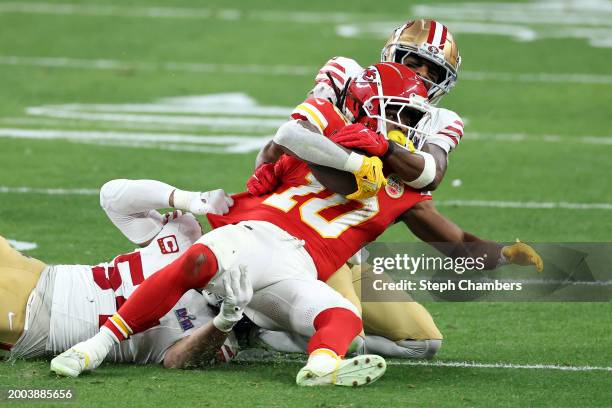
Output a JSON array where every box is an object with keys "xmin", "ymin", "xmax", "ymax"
[{"xmin": 176, "ymin": 243, "xmax": 219, "ymax": 289}]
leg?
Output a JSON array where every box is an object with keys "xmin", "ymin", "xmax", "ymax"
[
  {"xmin": 0, "ymin": 236, "xmax": 47, "ymax": 347},
  {"xmin": 352, "ymin": 265, "xmax": 443, "ymax": 359},
  {"xmin": 246, "ymin": 279, "xmax": 386, "ymax": 386},
  {"xmin": 51, "ymin": 222, "xmax": 275, "ymax": 376}
]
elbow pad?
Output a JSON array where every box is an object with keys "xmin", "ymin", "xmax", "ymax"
[{"xmin": 405, "ymin": 151, "xmax": 436, "ymax": 189}]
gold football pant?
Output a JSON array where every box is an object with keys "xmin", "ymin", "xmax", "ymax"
[
  {"xmin": 326, "ymin": 264, "xmax": 442, "ymax": 341},
  {"xmin": 0, "ymin": 236, "xmax": 47, "ymax": 346}
]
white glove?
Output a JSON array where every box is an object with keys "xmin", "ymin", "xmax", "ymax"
[
  {"xmin": 213, "ymin": 265, "xmax": 253, "ymax": 332},
  {"xmin": 174, "ymin": 189, "xmax": 234, "ymax": 215}
]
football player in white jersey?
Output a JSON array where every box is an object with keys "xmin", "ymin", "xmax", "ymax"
[
  {"xmin": 0, "ymin": 181, "xmax": 249, "ymax": 369},
  {"xmin": 296, "ymin": 19, "xmax": 464, "ymax": 192}
]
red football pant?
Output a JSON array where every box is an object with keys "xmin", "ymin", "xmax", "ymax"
[
  {"xmin": 307, "ymin": 307, "xmax": 363, "ymax": 357},
  {"xmin": 104, "ymin": 243, "xmax": 218, "ymax": 340}
]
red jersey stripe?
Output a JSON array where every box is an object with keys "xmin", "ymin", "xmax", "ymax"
[
  {"xmin": 328, "ymin": 61, "xmax": 347, "ymax": 73},
  {"xmin": 445, "ymin": 125, "xmax": 464, "ymax": 137},
  {"xmin": 438, "ymin": 132, "xmax": 460, "ymax": 144},
  {"xmin": 439, "ymin": 25, "xmax": 448, "ymax": 48}
]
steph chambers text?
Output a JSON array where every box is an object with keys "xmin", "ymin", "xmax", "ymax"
[{"xmin": 372, "ymin": 279, "xmax": 523, "ymax": 292}]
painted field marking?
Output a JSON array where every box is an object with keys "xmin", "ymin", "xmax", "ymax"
[
  {"xmin": 389, "ymin": 360, "xmax": 612, "ymax": 372},
  {"xmin": 1, "ymin": 186, "xmax": 611, "ymax": 212},
  {"xmin": 0, "ymin": 91, "xmax": 611, "ymax": 155},
  {"xmin": 1, "ymin": 1, "xmax": 612, "ymax": 47},
  {"xmin": 0, "ymin": 186, "xmax": 99, "ymax": 195},
  {"xmin": 6, "ymin": 239, "xmax": 38, "ymax": 251},
  {"xmin": 2, "ymin": 56, "xmax": 612, "ymax": 85},
  {"xmin": 236, "ymin": 355, "xmax": 612, "ymax": 372},
  {"xmin": 437, "ymin": 199, "xmax": 612, "ymax": 211}
]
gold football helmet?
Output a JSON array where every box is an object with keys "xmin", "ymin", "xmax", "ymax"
[{"xmin": 381, "ymin": 19, "xmax": 461, "ymax": 104}]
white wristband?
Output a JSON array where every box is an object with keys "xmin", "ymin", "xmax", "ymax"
[
  {"xmin": 213, "ymin": 314, "xmax": 238, "ymax": 333},
  {"xmin": 173, "ymin": 189, "xmax": 198, "ymax": 212},
  {"xmin": 405, "ymin": 151, "xmax": 436, "ymax": 189},
  {"xmin": 343, "ymin": 152, "xmax": 364, "ymax": 173}
]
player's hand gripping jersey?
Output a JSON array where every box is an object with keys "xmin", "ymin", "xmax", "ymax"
[
  {"xmin": 312, "ymin": 56, "xmax": 464, "ymax": 153},
  {"xmin": 209, "ymin": 98, "xmax": 431, "ymax": 280}
]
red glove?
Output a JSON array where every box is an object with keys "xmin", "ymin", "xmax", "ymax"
[
  {"xmin": 330, "ymin": 123, "xmax": 389, "ymax": 157},
  {"xmin": 247, "ymin": 163, "xmax": 279, "ymax": 196}
]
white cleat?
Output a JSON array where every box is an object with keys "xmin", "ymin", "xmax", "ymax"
[
  {"xmin": 50, "ymin": 342, "xmax": 106, "ymax": 377},
  {"xmin": 296, "ymin": 353, "xmax": 387, "ymax": 387}
]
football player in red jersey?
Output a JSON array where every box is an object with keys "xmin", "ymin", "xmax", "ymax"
[
  {"xmin": 50, "ymin": 63, "xmax": 541, "ymax": 387},
  {"xmin": 248, "ymin": 62, "xmax": 542, "ymax": 359}
]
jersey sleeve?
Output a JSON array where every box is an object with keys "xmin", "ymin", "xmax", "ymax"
[
  {"xmin": 424, "ymin": 108, "xmax": 464, "ymax": 153},
  {"xmin": 310, "ymin": 56, "xmax": 364, "ymax": 104},
  {"xmin": 291, "ymin": 98, "xmax": 349, "ymax": 137},
  {"xmin": 99, "ymin": 179, "xmax": 175, "ymax": 244}
]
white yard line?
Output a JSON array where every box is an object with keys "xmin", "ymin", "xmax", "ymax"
[
  {"xmin": 388, "ymin": 360, "xmax": 612, "ymax": 372},
  {"xmin": 0, "ymin": 2, "xmax": 368, "ymax": 23},
  {"xmin": 2, "ymin": 56, "xmax": 612, "ymax": 85},
  {"xmin": 1, "ymin": 186, "xmax": 611, "ymax": 211},
  {"xmin": 437, "ymin": 200, "xmax": 612, "ymax": 210},
  {"xmin": 6, "ymin": 239, "xmax": 38, "ymax": 251},
  {"xmin": 0, "ymin": 128, "xmax": 270, "ymax": 145},
  {"xmin": 0, "ymin": 186, "xmax": 98, "ymax": 195},
  {"xmin": 237, "ymin": 355, "xmax": 612, "ymax": 372},
  {"xmin": 11, "ymin": 128, "xmax": 612, "ymax": 150}
]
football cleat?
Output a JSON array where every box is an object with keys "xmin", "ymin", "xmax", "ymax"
[
  {"xmin": 296, "ymin": 350, "xmax": 386, "ymax": 387},
  {"xmin": 50, "ymin": 342, "xmax": 106, "ymax": 377}
]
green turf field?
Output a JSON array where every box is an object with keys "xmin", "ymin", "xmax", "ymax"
[{"xmin": 1, "ymin": 0, "xmax": 611, "ymax": 406}]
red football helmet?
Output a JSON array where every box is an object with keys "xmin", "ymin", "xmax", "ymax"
[{"xmin": 344, "ymin": 62, "xmax": 430, "ymax": 140}]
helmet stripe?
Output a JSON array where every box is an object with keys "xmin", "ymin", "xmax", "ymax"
[
  {"xmin": 427, "ymin": 20, "xmax": 437, "ymax": 44},
  {"xmin": 440, "ymin": 25, "xmax": 448, "ymax": 49}
]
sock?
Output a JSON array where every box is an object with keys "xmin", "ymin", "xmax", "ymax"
[
  {"xmin": 306, "ymin": 307, "xmax": 363, "ymax": 357},
  {"xmin": 103, "ymin": 243, "xmax": 218, "ymax": 339},
  {"xmin": 72, "ymin": 326, "xmax": 117, "ymax": 367}
]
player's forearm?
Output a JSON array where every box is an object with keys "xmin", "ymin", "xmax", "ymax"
[
  {"xmin": 384, "ymin": 143, "xmax": 445, "ymax": 190},
  {"xmin": 162, "ymin": 322, "xmax": 228, "ymax": 369},
  {"xmin": 273, "ymin": 120, "xmax": 363, "ymax": 173},
  {"xmin": 403, "ymin": 201, "xmax": 503, "ymax": 269},
  {"xmin": 255, "ymin": 139, "xmax": 284, "ymax": 169},
  {"xmin": 460, "ymin": 232, "xmax": 504, "ymax": 270}
]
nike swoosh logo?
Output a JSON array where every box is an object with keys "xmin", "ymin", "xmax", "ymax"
[{"xmin": 8, "ymin": 312, "xmax": 15, "ymax": 331}]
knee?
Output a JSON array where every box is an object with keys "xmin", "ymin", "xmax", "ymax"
[{"xmin": 178, "ymin": 244, "xmax": 218, "ymax": 288}]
